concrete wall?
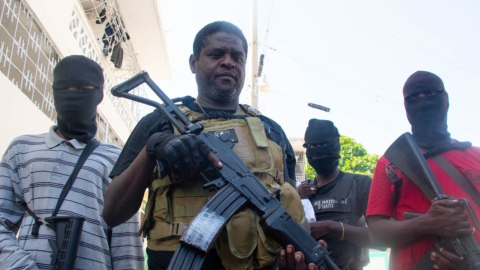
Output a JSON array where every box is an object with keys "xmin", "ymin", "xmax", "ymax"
[
  {"xmin": 0, "ymin": 74, "xmax": 53, "ymax": 154},
  {"xmin": 0, "ymin": 0, "xmax": 139, "ymax": 154},
  {"xmin": 26, "ymin": 0, "xmax": 135, "ymax": 142}
]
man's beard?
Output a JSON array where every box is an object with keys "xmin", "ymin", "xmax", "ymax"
[{"xmin": 202, "ymin": 78, "xmax": 242, "ymax": 103}]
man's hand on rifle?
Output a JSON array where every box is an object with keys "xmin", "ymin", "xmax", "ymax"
[
  {"xmin": 279, "ymin": 240, "xmax": 327, "ymax": 270},
  {"xmin": 146, "ymin": 132, "xmax": 222, "ymax": 177},
  {"xmin": 421, "ymin": 199, "xmax": 474, "ymax": 239},
  {"xmin": 430, "ymin": 248, "xmax": 463, "ymax": 270}
]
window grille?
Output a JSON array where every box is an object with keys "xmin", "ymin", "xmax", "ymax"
[
  {"xmin": 295, "ymin": 150, "xmax": 306, "ymax": 181},
  {"xmin": 76, "ymin": 0, "xmax": 149, "ymax": 121},
  {"xmin": 0, "ymin": 0, "xmax": 59, "ymax": 122},
  {"xmin": 0, "ymin": 0, "xmax": 124, "ymax": 147}
]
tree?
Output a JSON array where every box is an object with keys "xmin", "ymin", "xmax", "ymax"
[{"xmin": 305, "ymin": 135, "xmax": 379, "ymax": 180}]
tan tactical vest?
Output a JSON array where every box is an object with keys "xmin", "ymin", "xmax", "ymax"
[{"xmin": 140, "ymin": 104, "xmax": 304, "ymax": 270}]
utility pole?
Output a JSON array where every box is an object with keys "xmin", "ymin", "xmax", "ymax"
[{"xmin": 250, "ymin": 0, "xmax": 259, "ymax": 108}]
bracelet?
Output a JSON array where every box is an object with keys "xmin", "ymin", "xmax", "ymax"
[{"xmin": 339, "ymin": 221, "xmax": 345, "ymax": 241}]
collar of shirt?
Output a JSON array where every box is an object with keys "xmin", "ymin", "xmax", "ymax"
[
  {"xmin": 184, "ymin": 98, "xmax": 237, "ymax": 114},
  {"xmin": 315, "ymin": 170, "xmax": 345, "ymax": 196},
  {"xmin": 45, "ymin": 125, "xmax": 87, "ymax": 150}
]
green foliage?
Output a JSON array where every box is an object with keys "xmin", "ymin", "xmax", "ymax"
[
  {"xmin": 304, "ymin": 135, "xmax": 379, "ymax": 179},
  {"xmin": 305, "ymin": 162, "xmax": 316, "ymax": 180},
  {"xmin": 339, "ymin": 136, "xmax": 379, "ymax": 177}
]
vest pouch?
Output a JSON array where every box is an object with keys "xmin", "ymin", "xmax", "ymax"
[
  {"xmin": 140, "ymin": 189, "xmax": 155, "ymax": 237},
  {"xmin": 198, "ymin": 115, "xmax": 276, "ymax": 176},
  {"xmin": 252, "ymin": 183, "xmax": 304, "ymax": 269},
  {"xmin": 216, "ymin": 229, "xmax": 255, "ymax": 270},
  {"xmin": 219, "ymin": 207, "xmax": 280, "ymax": 270},
  {"xmin": 251, "ymin": 182, "xmax": 305, "ymax": 268},
  {"xmin": 256, "ymin": 222, "xmax": 281, "ymax": 253},
  {"xmin": 253, "ymin": 182, "xmax": 294, "ymax": 254},
  {"xmin": 226, "ymin": 208, "xmax": 257, "ymax": 259},
  {"xmin": 246, "ymin": 117, "xmax": 269, "ymax": 148},
  {"xmin": 217, "ymin": 208, "xmax": 258, "ymax": 270},
  {"xmin": 148, "ymin": 184, "xmax": 172, "ymax": 241},
  {"xmin": 202, "ymin": 121, "xmax": 274, "ymax": 174},
  {"xmin": 248, "ymin": 182, "xmax": 305, "ymax": 254},
  {"xmin": 278, "ymin": 182, "xmax": 305, "ymax": 224}
]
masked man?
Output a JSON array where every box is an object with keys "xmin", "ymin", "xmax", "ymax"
[
  {"xmin": 367, "ymin": 71, "xmax": 480, "ymax": 270},
  {"xmin": 297, "ymin": 119, "xmax": 372, "ymax": 270},
  {"xmin": 0, "ymin": 55, "xmax": 144, "ymax": 269}
]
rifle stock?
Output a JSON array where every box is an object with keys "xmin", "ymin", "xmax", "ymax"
[
  {"xmin": 45, "ymin": 216, "xmax": 84, "ymax": 270},
  {"xmin": 112, "ymin": 71, "xmax": 339, "ymax": 270},
  {"xmin": 385, "ymin": 133, "xmax": 480, "ymax": 269},
  {"xmin": 384, "ymin": 133, "xmax": 445, "ymax": 200}
]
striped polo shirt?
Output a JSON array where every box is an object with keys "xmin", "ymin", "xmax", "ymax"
[{"xmin": 0, "ymin": 126, "xmax": 144, "ymax": 269}]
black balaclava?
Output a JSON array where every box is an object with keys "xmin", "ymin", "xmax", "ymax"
[
  {"xmin": 403, "ymin": 71, "xmax": 450, "ymax": 150},
  {"xmin": 303, "ymin": 119, "xmax": 341, "ymax": 176},
  {"xmin": 53, "ymin": 55, "xmax": 104, "ymax": 143}
]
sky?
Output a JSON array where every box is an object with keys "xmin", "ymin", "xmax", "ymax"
[{"xmin": 154, "ymin": 0, "xmax": 480, "ymax": 155}]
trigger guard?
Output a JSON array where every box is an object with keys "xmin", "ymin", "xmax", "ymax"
[{"xmin": 202, "ymin": 178, "xmax": 226, "ymax": 190}]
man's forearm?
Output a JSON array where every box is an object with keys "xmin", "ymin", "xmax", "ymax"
[
  {"xmin": 342, "ymin": 223, "xmax": 378, "ymax": 248},
  {"xmin": 0, "ymin": 222, "xmax": 37, "ymax": 269},
  {"xmin": 368, "ymin": 215, "xmax": 428, "ymax": 247},
  {"xmin": 103, "ymin": 147, "xmax": 155, "ymax": 227}
]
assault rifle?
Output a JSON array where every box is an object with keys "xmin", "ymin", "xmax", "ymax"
[
  {"xmin": 111, "ymin": 71, "xmax": 339, "ymax": 270},
  {"xmin": 384, "ymin": 132, "xmax": 480, "ymax": 270}
]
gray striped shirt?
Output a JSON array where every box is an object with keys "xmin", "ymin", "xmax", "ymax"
[{"xmin": 0, "ymin": 126, "xmax": 144, "ymax": 269}]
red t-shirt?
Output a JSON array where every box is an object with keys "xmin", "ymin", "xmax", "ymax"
[{"xmin": 367, "ymin": 147, "xmax": 480, "ymax": 270}]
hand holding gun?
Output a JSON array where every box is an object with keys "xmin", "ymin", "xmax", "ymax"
[
  {"xmin": 385, "ymin": 133, "xmax": 480, "ymax": 270},
  {"xmin": 111, "ymin": 71, "xmax": 339, "ymax": 270}
]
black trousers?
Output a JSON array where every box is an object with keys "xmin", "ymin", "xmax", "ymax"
[
  {"xmin": 146, "ymin": 248, "xmax": 280, "ymax": 270},
  {"xmin": 146, "ymin": 248, "xmax": 224, "ymax": 270}
]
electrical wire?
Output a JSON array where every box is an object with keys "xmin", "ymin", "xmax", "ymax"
[{"xmin": 318, "ymin": 0, "xmax": 480, "ymax": 78}]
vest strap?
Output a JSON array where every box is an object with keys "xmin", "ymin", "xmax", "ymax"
[
  {"xmin": 170, "ymin": 222, "xmax": 189, "ymax": 236},
  {"xmin": 151, "ymin": 176, "xmax": 174, "ymax": 193},
  {"xmin": 239, "ymin": 104, "xmax": 261, "ymax": 117},
  {"xmin": 246, "ymin": 117, "xmax": 269, "ymax": 148},
  {"xmin": 334, "ymin": 173, "xmax": 355, "ymax": 198},
  {"xmin": 266, "ymin": 168, "xmax": 284, "ymax": 184}
]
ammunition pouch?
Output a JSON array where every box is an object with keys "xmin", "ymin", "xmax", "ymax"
[{"xmin": 216, "ymin": 182, "xmax": 304, "ymax": 270}]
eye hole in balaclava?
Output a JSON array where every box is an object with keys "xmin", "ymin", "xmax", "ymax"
[
  {"xmin": 303, "ymin": 119, "xmax": 341, "ymax": 176},
  {"xmin": 52, "ymin": 55, "xmax": 104, "ymax": 143},
  {"xmin": 403, "ymin": 71, "xmax": 450, "ymax": 149}
]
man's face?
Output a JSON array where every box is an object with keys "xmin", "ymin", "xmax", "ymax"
[{"xmin": 190, "ymin": 32, "xmax": 246, "ymax": 104}]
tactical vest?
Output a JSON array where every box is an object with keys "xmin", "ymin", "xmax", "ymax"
[
  {"xmin": 140, "ymin": 104, "xmax": 304, "ymax": 270},
  {"xmin": 310, "ymin": 173, "xmax": 358, "ymax": 223},
  {"xmin": 309, "ymin": 173, "xmax": 368, "ymax": 270}
]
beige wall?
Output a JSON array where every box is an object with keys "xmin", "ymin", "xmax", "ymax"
[{"xmin": 0, "ymin": 75, "xmax": 54, "ymax": 154}]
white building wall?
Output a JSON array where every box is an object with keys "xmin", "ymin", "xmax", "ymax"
[
  {"xmin": 0, "ymin": 0, "xmax": 141, "ymax": 153},
  {"xmin": 27, "ymin": 0, "xmax": 136, "ymax": 141},
  {"xmin": 0, "ymin": 74, "xmax": 53, "ymax": 153}
]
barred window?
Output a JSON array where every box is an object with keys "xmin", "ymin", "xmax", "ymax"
[{"xmin": 0, "ymin": 0, "xmax": 59, "ymax": 122}]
